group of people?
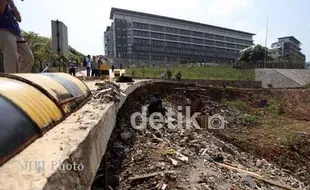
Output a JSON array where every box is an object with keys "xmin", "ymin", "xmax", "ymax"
[
  {"xmin": 68, "ymin": 56, "xmax": 103, "ymax": 77},
  {"xmin": 161, "ymin": 69, "xmax": 182, "ymax": 81},
  {"xmin": 0, "ymin": 0, "xmax": 34, "ymax": 73},
  {"xmin": 84, "ymin": 55, "xmax": 101, "ymax": 77}
]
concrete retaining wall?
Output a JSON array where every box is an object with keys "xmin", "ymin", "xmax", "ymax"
[
  {"xmin": 184, "ymin": 79, "xmax": 261, "ymax": 88},
  {"xmin": 0, "ymin": 80, "xmax": 153, "ymax": 190},
  {"xmin": 256, "ymin": 69, "xmax": 310, "ymax": 88}
]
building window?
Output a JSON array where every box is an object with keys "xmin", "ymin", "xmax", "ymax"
[
  {"xmin": 180, "ymin": 29, "xmax": 191, "ymax": 36},
  {"xmin": 150, "ymin": 24, "xmax": 164, "ymax": 32},
  {"xmin": 215, "ymin": 35, "xmax": 224, "ymax": 41},
  {"xmin": 226, "ymin": 37, "xmax": 234, "ymax": 42},
  {"xmin": 192, "ymin": 38, "xmax": 203, "ymax": 44},
  {"xmin": 206, "ymin": 33, "xmax": 214, "ymax": 39},
  {"xmin": 205, "ymin": 40, "xmax": 214, "ymax": 45},
  {"xmin": 166, "ymin": 34, "xmax": 178, "ymax": 41},
  {"xmin": 216, "ymin": 42, "xmax": 225, "ymax": 47},
  {"xmin": 127, "ymin": 30, "xmax": 133, "ymax": 36},
  {"xmin": 227, "ymin": 43, "xmax": 235, "ymax": 48},
  {"xmin": 150, "ymin": 32, "xmax": 164, "ymax": 39},
  {"xmin": 165, "ymin": 27, "xmax": 179, "ymax": 34},
  {"xmin": 133, "ymin": 22, "xmax": 149, "ymax": 30},
  {"xmin": 193, "ymin": 31, "xmax": 203, "ymax": 37},
  {"xmin": 180, "ymin": 36, "xmax": 191, "ymax": 42}
]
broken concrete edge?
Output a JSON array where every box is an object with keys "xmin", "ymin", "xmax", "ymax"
[
  {"xmin": 0, "ymin": 79, "xmax": 153, "ymax": 190},
  {"xmin": 133, "ymin": 78, "xmax": 262, "ymax": 88}
]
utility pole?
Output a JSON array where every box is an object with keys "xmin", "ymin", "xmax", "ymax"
[
  {"xmin": 264, "ymin": 17, "xmax": 269, "ymax": 68},
  {"xmin": 56, "ymin": 20, "xmax": 61, "ymax": 72},
  {"xmin": 52, "ymin": 20, "xmax": 68, "ymax": 72}
]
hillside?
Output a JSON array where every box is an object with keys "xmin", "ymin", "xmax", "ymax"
[{"xmin": 127, "ymin": 66, "xmax": 255, "ymax": 81}]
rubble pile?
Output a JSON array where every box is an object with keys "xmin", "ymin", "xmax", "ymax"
[
  {"xmin": 92, "ymin": 81, "xmax": 122, "ymax": 103},
  {"xmin": 90, "ymin": 86, "xmax": 310, "ymax": 190},
  {"xmin": 166, "ymin": 93, "xmax": 259, "ymax": 129},
  {"xmin": 104, "ymin": 104, "xmax": 308, "ymax": 190}
]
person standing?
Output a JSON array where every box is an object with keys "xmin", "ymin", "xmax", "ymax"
[
  {"xmin": 86, "ymin": 55, "xmax": 91, "ymax": 77},
  {"xmin": 69, "ymin": 60, "xmax": 76, "ymax": 76},
  {"xmin": 176, "ymin": 71, "xmax": 181, "ymax": 81},
  {"xmin": 167, "ymin": 69, "xmax": 172, "ymax": 80},
  {"xmin": 91, "ymin": 56, "xmax": 98, "ymax": 77},
  {"xmin": 161, "ymin": 71, "xmax": 166, "ymax": 80},
  {"xmin": 0, "ymin": 0, "xmax": 34, "ymax": 73}
]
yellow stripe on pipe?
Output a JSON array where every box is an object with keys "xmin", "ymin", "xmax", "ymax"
[
  {"xmin": 0, "ymin": 77, "xmax": 63, "ymax": 129},
  {"xmin": 55, "ymin": 73, "xmax": 90, "ymax": 97},
  {"xmin": 13, "ymin": 74, "xmax": 71, "ymax": 102}
]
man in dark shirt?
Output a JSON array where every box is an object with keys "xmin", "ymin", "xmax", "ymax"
[{"xmin": 147, "ymin": 93, "xmax": 166, "ymax": 117}]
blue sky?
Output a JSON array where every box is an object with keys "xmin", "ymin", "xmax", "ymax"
[{"xmin": 16, "ymin": 0, "xmax": 309, "ymax": 61}]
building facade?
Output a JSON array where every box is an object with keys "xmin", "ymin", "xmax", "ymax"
[
  {"xmin": 105, "ymin": 8, "xmax": 255, "ymax": 65},
  {"xmin": 104, "ymin": 26, "xmax": 114, "ymax": 57},
  {"xmin": 270, "ymin": 36, "xmax": 306, "ymax": 66}
]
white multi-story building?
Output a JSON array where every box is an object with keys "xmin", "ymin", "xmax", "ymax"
[
  {"xmin": 271, "ymin": 36, "xmax": 306, "ymax": 64},
  {"xmin": 105, "ymin": 7, "xmax": 255, "ymax": 64}
]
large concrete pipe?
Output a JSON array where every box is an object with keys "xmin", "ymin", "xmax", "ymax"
[{"xmin": 0, "ymin": 73, "xmax": 91, "ymax": 166}]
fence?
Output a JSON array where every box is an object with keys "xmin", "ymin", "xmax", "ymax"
[{"xmin": 236, "ymin": 61, "xmax": 305, "ymax": 69}]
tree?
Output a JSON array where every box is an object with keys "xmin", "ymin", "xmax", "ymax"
[
  {"xmin": 22, "ymin": 31, "xmax": 85, "ymax": 71},
  {"xmin": 238, "ymin": 45, "xmax": 270, "ymax": 67}
]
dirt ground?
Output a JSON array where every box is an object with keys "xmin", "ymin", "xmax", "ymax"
[
  {"xmin": 217, "ymin": 89, "xmax": 310, "ymax": 185},
  {"xmin": 92, "ymin": 83, "xmax": 310, "ymax": 190}
]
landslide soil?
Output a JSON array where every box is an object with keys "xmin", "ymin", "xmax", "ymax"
[{"xmin": 92, "ymin": 84, "xmax": 310, "ymax": 189}]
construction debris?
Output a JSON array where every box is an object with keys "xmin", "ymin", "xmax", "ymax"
[
  {"xmin": 100, "ymin": 101, "xmax": 308, "ymax": 190},
  {"xmin": 92, "ymin": 85, "xmax": 310, "ymax": 190},
  {"xmin": 166, "ymin": 93, "xmax": 260, "ymax": 129},
  {"xmin": 92, "ymin": 81, "xmax": 122, "ymax": 103},
  {"xmin": 217, "ymin": 162, "xmax": 299, "ymax": 190},
  {"xmin": 128, "ymin": 171, "xmax": 178, "ymax": 181},
  {"xmin": 116, "ymin": 75, "xmax": 134, "ymax": 83},
  {"xmin": 169, "ymin": 158, "xmax": 178, "ymax": 166}
]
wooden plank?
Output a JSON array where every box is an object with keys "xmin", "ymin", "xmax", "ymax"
[
  {"xmin": 216, "ymin": 162, "xmax": 298, "ymax": 190},
  {"xmin": 128, "ymin": 171, "xmax": 178, "ymax": 181}
]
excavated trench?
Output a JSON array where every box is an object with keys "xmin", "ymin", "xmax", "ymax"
[{"xmin": 91, "ymin": 83, "xmax": 310, "ymax": 190}]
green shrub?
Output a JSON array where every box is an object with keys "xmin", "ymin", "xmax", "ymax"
[
  {"xmin": 283, "ymin": 134, "xmax": 296, "ymax": 149},
  {"xmin": 244, "ymin": 114, "xmax": 261, "ymax": 125},
  {"xmin": 228, "ymin": 100, "xmax": 248, "ymax": 110},
  {"xmin": 269, "ymin": 101, "xmax": 283, "ymax": 115}
]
